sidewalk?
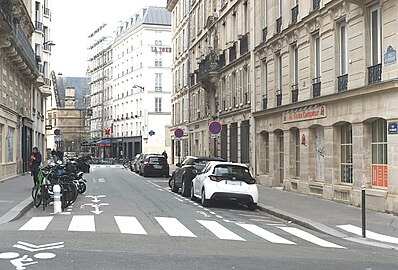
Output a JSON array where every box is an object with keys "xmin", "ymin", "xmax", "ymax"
[{"xmin": 0, "ymin": 174, "xmax": 33, "ymax": 225}]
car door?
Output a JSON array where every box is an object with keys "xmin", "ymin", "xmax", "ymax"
[
  {"xmin": 195, "ymin": 163, "xmax": 212, "ymax": 197},
  {"xmin": 175, "ymin": 158, "xmax": 189, "ymax": 185}
]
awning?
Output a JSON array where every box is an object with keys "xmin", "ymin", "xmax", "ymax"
[
  {"xmin": 96, "ymin": 139, "xmax": 112, "ymax": 147},
  {"xmin": 81, "ymin": 139, "xmax": 98, "ymax": 146}
]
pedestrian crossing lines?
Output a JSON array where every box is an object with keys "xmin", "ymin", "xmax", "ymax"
[
  {"xmin": 337, "ymin": 224, "xmax": 398, "ymax": 245},
  {"xmin": 90, "ymin": 165, "xmax": 124, "ymax": 169},
  {"xmin": 18, "ymin": 215, "xmax": 345, "ymax": 249}
]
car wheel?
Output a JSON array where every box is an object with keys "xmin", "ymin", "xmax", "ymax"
[
  {"xmin": 201, "ymin": 189, "xmax": 211, "ymax": 207},
  {"xmin": 171, "ymin": 178, "xmax": 178, "ymax": 193},
  {"xmin": 248, "ymin": 203, "xmax": 257, "ymax": 211},
  {"xmin": 190, "ymin": 184, "xmax": 196, "ymax": 201},
  {"xmin": 143, "ymin": 169, "xmax": 147, "ymax": 177},
  {"xmin": 181, "ymin": 178, "xmax": 190, "ymax": 197}
]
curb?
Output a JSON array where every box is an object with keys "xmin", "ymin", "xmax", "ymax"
[
  {"xmin": 257, "ymin": 203, "xmax": 347, "ymax": 238},
  {"xmin": 0, "ymin": 197, "xmax": 33, "ymax": 225}
]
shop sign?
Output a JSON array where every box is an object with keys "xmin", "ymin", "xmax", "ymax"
[
  {"xmin": 151, "ymin": 46, "xmax": 172, "ymax": 53},
  {"xmin": 372, "ymin": 165, "xmax": 388, "ymax": 187},
  {"xmin": 384, "ymin": 45, "xmax": 396, "ymax": 65},
  {"xmin": 282, "ymin": 105, "xmax": 326, "ymax": 123},
  {"xmin": 388, "ymin": 122, "xmax": 398, "ymax": 134}
]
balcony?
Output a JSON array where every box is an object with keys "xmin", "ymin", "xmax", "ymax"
[
  {"xmin": 43, "ymin": 77, "xmax": 51, "ymax": 86},
  {"xmin": 239, "ymin": 33, "xmax": 249, "ymax": 56},
  {"xmin": 218, "ymin": 50, "xmax": 226, "ymax": 68},
  {"xmin": 198, "ymin": 49, "xmax": 220, "ymax": 82},
  {"xmin": 276, "ymin": 90, "xmax": 282, "ymax": 106},
  {"xmin": 313, "ymin": 0, "xmax": 320, "ymax": 11},
  {"xmin": 35, "ymin": 21, "xmax": 44, "ymax": 32},
  {"xmin": 38, "ymin": 64, "xmax": 44, "ymax": 74},
  {"xmin": 292, "ymin": 5, "xmax": 298, "ymax": 24},
  {"xmin": 337, "ymin": 74, "xmax": 348, "ymax": 92},
  {"xmin": 262, "ymin": 27, "xmax": 267, "ymax": 43},
  {"xmin": 312, "ymin": 77, "xmax": 321, "ymax": 98},
  {"xmin": 368, "ymin": 63, "xmax": 382, "ymax": 84},
  {"xmin": 43, "ymin": 43, "xmax": 52, "ymax": 52},
  {"xmin": 262, "ymin": 95, "xmax": 267, "ymax": 110},
  {"xmin": 276, "ymin": 17, "xmax": 282, "ymax": 34},
  {"xmin": 229, "ymin": 42, "xmax": 237, "ymax": 62},
  {"xmin": 291, "ymin": 84, "xmax": 299, "ymax": 103},
  {"xmin": 44, "ymin": 7, "xmax": 51, "ymax": 17}
]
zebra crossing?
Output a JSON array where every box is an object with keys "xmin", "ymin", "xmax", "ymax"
[{"xmin": 17, "ymin": 215, "xmax": 346, "ymax": 249}]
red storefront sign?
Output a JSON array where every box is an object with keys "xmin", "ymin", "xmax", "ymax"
[
  {"xmin": 372, "ymin": 165, "xmax": 388, "ymax": 187},
  {"xmin": 283, "ymin": 105, "xmax": 326, "ymax": 123}
]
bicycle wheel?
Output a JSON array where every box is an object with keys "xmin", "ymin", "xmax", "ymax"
[{"xmin": 33, "ymin": 185, "xmax": 42, "ymax": 208}]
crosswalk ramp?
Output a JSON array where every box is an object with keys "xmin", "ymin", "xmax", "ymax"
[
  {"xmin": 18, "ymin": 215, "xmax": 345, "ymax": 249},
  {"xmin": 337, "ymin": 224, "xmax": 398, "ymax": 245}
]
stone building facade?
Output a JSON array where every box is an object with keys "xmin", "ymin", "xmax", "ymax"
[{"xmin": 167, "ymin": 0, "xmax": 398, "ymax": 213}]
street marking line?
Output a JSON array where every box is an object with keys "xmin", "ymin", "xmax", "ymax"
[
  {"xmin": 68, "ymin": 215, "xmax": 95, "ymax": 232},
  {"xmin": 155, "ymin": 217, "xmax": 196, "ymax": 238},
  {"xmin": 114, "ymin": 216, "xmax": 147, "ymax": 235},
  {"xmin": 236, "ymin": 223, "xmax": 296, "ymax": 245},
  {"xmin": 19, "ymin": 217, "xmax": 53, "ymax": 231},
  {"xmin": 98, "ymin": 178, "xmax": 105, "ymax": 183},
  {"xmin": 279, "ymin": 227, "xmax": 346, "ymax": 249},
  {"xmin": 197, "ymin": 220, "xmax": 245, "ymax": 241},
  {"xmin": 337, "ymin": 224, "xmax": 398, "ymax": 244}
]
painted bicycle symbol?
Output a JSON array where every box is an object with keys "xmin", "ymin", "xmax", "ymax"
[{"xmin": 0, "ymin": 241, "xmax": 64, "ymax": 270}]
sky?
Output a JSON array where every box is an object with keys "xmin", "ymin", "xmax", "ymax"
[{"xmin": 51, "ymin": 0, "xmax": 167, "ymax": 77}]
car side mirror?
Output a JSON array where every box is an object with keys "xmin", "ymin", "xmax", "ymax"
[{"xmin": 176, "ymin": 163, "xmax": 181, "ymax": 167}]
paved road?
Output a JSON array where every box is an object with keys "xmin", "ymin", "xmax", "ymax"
[{"xmin": 0, "ymin": 165, "xmax": 397, "ymax": 270}]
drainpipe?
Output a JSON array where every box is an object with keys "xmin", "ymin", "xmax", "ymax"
[
  {"xmin": 250, "ymin": 0, "xmax": 257, "ymax": 175},
  {"xmin": 186, "ymin": 0, "xmax": 192, "ymax": 155}
]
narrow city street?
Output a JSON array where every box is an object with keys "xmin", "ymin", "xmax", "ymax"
[{"xmin": 0, "ymin": 166, "xmax": 397, "ymax": 270}]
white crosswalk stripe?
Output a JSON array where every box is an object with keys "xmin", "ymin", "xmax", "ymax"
[
  {"xmin": 279, "ymin": 227, "xmax": 346, "ymax": 249},
  {"xmin": 19, "ymin": 217, "xmax": 53, "ymax": 231},
  {"xmin": 197, "ymin": 220, "xmax": 245, "ymax": 241},
  {"xmin": 155, "ymin": 217, "xmax": 196, "ymax": 237},
  {"xmin": 68, "ymin": 215, "xmax": 95, "ymax": 232},
  {"xmin": 115, "ymin": 216, "xmax": 147, "ymax": 235},
  {"xmin": 337, "ymin": 224, "xmax": 398, "ymax": 245},
  {"xmin": 236, "ymin": 223, "xmax": 295, "ymax": 245},
  {"xmin": 16, "ymin": 215, "xmax": 347, "ymax": 249}
]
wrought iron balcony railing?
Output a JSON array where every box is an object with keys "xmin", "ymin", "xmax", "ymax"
[
  {"xmin": 262, "ymin": 27, "xmax": 267, "ymax": 43},
  {"xmin": 44, "ymin": 77, "xmax": 51, "ymax": 86},
  {"xmin": 312, "ymin": 77, "xmax": 321, "ymax": 98},
  {"xmin": 292, "ymin": 5, "xmax": 298, "ymax": 24},
  {"xmin": 44, "ymin": 7, "xmax": 51, "ymax": 17},
  {"xmin": 239, "ymin": 33, "xmax": 249, "ymax": 56},
  {"xmin": 276, "ymin": 90, "xmax": 282, "ymax": 106},
  {"xmin": 198, "ymin": 50, "xmax": 220, "ymax": 81},
  {"xmin": 313, "ymin": 0, "xmax": 320, "ymax": 11},
  {"xmin": 43, "ymin": 43, "xmax": 52, "ymax": 51},
  {"xmin": 276, "ymin": 17, "xmax": 282, "ymax": 34},
  {"xmin": 291, "ymin": 84, "xmax": 299, "ymax": 103},
  {"xmin": 368, "ymin": 63, "xmax": 382, "ymax": 84},
  {"xmin": 229, "ymin": 42, "xmax": 237, "ymax": 62},
  {"xmin": 262, "ymin": 95, "xmax": 267, "ymax": 110},
  {"xmin": 337, "ymin": 74, "xmax": 348, "ymax": 92},
  {"xmin": 35, "ymin": 21, "xmax": 43, "ymax": 32}
]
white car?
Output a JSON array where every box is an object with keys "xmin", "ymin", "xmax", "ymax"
[{"xmin": 191, "ymin": 161, "xmax": 258, "ymax": 210}]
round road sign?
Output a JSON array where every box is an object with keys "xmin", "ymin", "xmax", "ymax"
[
  {"xmin": 209, "ymin": 121, "xmax": 222, "ymax": 135},
  {"xmin": 54, "ymin": 129, "xmax": 61, "ymax": 136},
  {"xmin": 174, "ymin": 128, "xmax": 184, "ymax": 138}
]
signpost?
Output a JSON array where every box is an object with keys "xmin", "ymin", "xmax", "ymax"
[
  {"xmin": 54, "ymin": 129, "xmax": 61, "ymax": 149},
  {"xmin": 174, "ymin": 128, "xmax": 184, "ymax": 164},
  {"xmin": 209, "ymin": 121, "xmax": 222, "ymax": 157}
]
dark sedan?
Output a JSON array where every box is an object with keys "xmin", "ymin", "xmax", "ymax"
[
  {"xmin": 141, "ymin": 154, "xmax": 169, "ymax": 177},
  {"xmin": 170, "ymin": 156, "xmax": 224, "ymax": 196}
]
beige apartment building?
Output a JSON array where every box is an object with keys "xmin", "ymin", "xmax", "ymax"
[{"xmin": 167, "ymin": 0, "xmax": 398, "ymax": 213}]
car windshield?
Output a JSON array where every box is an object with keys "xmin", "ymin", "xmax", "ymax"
[
  {"xmin": 212, "ymin": 165, "xmax": 253, "ymax": 180},
  {"xmin": 148, "ymin": 157, "xmax": 167, "ymax": 164},
  {"xmin": 193, "ymin": 159, "xmax": 210, "ymax": 170}
]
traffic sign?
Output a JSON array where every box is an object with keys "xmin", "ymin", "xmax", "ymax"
[
  {"xmin": 45, "ymin": 125, "xmax": 52, "ymax": 130},
  {"xmin": 174, "ymin": 128, "xmax": 184, "ymax": 138},
  {"xmin": 211, "ymin": 134, "xmax": 220, "ymax": 139},
  {"xmin": 54, "ymin": 129, "xmax": 61, "ymax": 135},
  {"xmin": 209, "ymin": 121, "xmax": 222, "ymax": 135}
]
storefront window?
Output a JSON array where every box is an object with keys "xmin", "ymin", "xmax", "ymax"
[
  {"xmin": 341, "ymin": 123, "xmax": 352, "ymax": 183},
  {"xmin": 7, "ymin": 127, "xmax": 14, "ymax": 162},
  {"xmin": 371, "ymin": 119, "xmax": 387, "ymax": 187},
  {"xmin": 294, "ymin": 129, "xmax": 300, "ymax": 177}
]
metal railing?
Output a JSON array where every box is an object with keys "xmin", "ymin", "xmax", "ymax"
[
  {"xmin": 239, "ymin": 33, "xmax": 249, "ymax": 56},
  {"xmin": 198, "ymin": 49, "xmax": 220, "ymax": 81},
  {"xmin": 292, "ymin": 5, "xmax": 299, "ymax": 24},
  {"xmin": 35, "ymin": 21, "xmax": 43, "ymax": 32},
  {"xmin": 276, "ymin": 17, "xmax": 282, "ymax": 34},
  {"xmin": 43, "ymin": 43, "xmax": 52, "ymax": 51},
  {"xmin": 44, "ymin": 77, "xmax": 51, "ymax": 86},
  {"xmin": 229, "ymin": 42, "xmax": 237, "ymax": 62},
  {"xmin": 44, "ymin": 7, "xmax": 51, "ymax": 17},
  {"xmin": 262, "ymin": 27, "xmax": 267, "ymax": 43},
  {"xmin": 367, "ymin": 63, "xmax": 382, "ymax": 84},
  {"xmin": 276, "ymin": 90, "xmax": 282, "ymax": 106},
  {"xmin": 262, "ymin": 95, "xmax": 267, "ymax": 110},
  {"xmin": 291, "ymin": 84, "xmax": 299, "ymax": 103},
  {"xmin": 337, "ymin": 74, "xmax": 348, "ymax": 92},
  {"xmin": 218, "ymin": 50, "xmax": 226, "ymax": 68},
  {"xmin": 312, "ymin": 77, "xmax": 321, "ymax": 97},
  {"xmin": 313, "ymin": 0, "xmax": 320, "ymax": 11}
]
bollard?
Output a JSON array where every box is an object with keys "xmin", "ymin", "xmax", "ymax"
[
  {"xmin": 53, "ymin": 184, "xmax": 62, "ymax": 214},
  {"xmin": 362, "ymin": 185, "xmax": 366, "ymax": 238}
]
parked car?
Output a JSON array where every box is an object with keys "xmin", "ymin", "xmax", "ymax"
[
  {"xmin": 141, "ymin": 154, "xmax": 169, "ymax": 177},
  {"xmin": 191, "ymin": 161, "xmax": 258, "ymax": 210},
  {"xmin": 130, "ymin": 154, "xmax": 141, "ymax": 172},
  {"xmin": 137, "ymin": 153, "xmax": 158, "ymax": 175},
  {"xmin": 170, "ymin": 156, "xmax": 224, "ymax": 196}
]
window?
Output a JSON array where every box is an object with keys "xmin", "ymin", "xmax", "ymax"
[
  {"xmin": 155, "ymin": 73, "xmax": 162, "ymax": 91},
  {"xmin": 314, "ymin": 34, "xmax": 321, "ymax": 79},
  {"xmin": 230, "ymin": 123, "xmax": 238, "ymax": 162},
  {"xmin": 276, "ymin": 54, "xmax": 282, "ymax": 106},
  {"xmin": 155, "ymin": 97, "xmax": 162, "ymax": 112},
  {"xmin": 241, "ymin": 120, "xmax": 250, "ymax": 163},
  {"xmin": 370, "ymin": 6, "xmax": 381, "ymax": 65},
  {"xmin": 294, "ymin": 129, "xmax": 300, "ymax": 177},
  {"xmin": 341, "ymin": 123, "xmax": 353, "ymax": 183},
  {"xmin": 243, "ymin": 1, "xmax": 248, "ymax": 33},
  {"xmin": 0, "ymin": 125, "xmax": 2, "ymax": 162},
  {"xmin": 263, "ymin": 0, "xmax": 268, "ymax": 27},
  {"xmin": 262, "ymin": 60, "xmax": 268, "ymax": 109},
  {"xmin": 7, "ymin": 127, "xmax": 14, "ymax": 162},
  {"xmin": 264, "ymin": 132, "xmax": 269, "ymax": 173},
  {"xmin": 372, "ymin": 119, "xmax": 387, "ymax": 187},
  {"xmin": 339, "ymin": 23, "xmax": 348, "ymax": 75},
  {"xmin": 221, "ymin": 124, "xmax": 228, "ymax": 160}
]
